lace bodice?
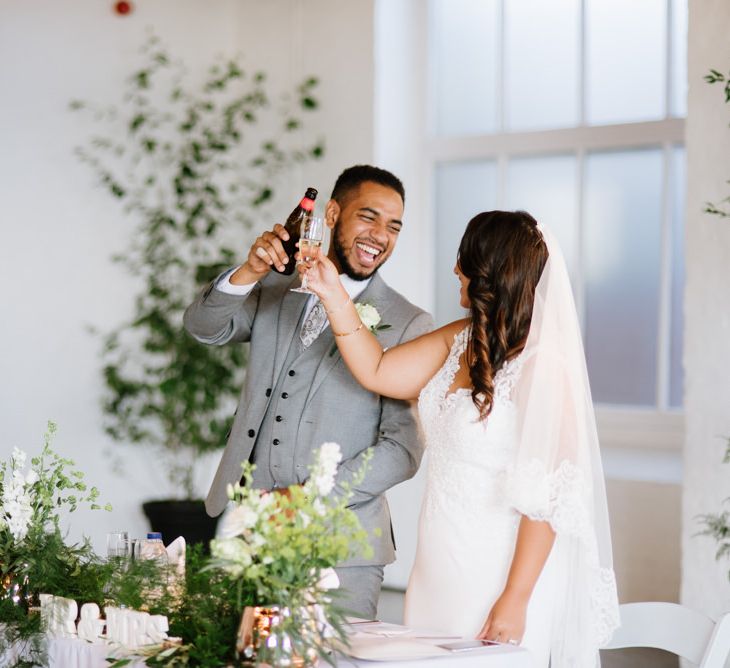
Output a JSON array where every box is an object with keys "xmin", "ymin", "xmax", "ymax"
[{"xmin": 417, "ymin": 327, "xmax": 524, "ymax": 521}]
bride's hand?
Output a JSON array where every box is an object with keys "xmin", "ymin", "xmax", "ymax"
[
  {"xmin": 475, "ymin": 590, "xmax": 527, "ymax": 646},
  {"xmin": 296, "ymin": 246, "xmax": 341, "ymax": 301}
]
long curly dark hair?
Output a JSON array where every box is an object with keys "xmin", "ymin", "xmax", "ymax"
[{"xmin": 457, "ymin": 210, "xmax": 548, "ymax": 420}]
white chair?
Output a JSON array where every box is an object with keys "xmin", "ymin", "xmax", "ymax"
[{"xmin": 604, "ymin": 602, "xmax": 730, "ymax": 667}]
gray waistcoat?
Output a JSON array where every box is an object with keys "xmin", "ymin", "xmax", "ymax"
[{"xmin": 251, "ymin": 309, "xmax": 320, "ymax": 489}]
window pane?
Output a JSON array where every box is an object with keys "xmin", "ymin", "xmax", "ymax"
[
  {"xmin": 584, "ymin": 149, "xmax": 664, "ymax": 406},
  {"xmin": 506, "ymin": 154, "xmax": 579, "ymax": 281},
  {"xmin": 505, "ymin": 0, "xmax": 580, "ymax": 130},
  {"xmin": 586, "ymin": 0, "xmax": 666, "ymax": 125},
  {"xmin": 435, "ymin": 160, "xmax": 498, "ymax": 325},
  {"xmin": 670, "ymin": 0, "xmax": 688, "ymax": 117},
  {"xmin": 669, "ymin": 146, "xmax": 685, "ymax": 408},
  {"xmin": 430, "ymin": 0, "xmax": 499, "ymax": 136}
]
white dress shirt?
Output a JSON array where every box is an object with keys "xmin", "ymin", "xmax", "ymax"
[{"xmin": 215, "ymin": 266, "xmax": 372, "ymax": 331}]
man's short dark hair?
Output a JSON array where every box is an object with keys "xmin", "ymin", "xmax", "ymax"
[{"xmin": 330, "ymin": 165, "xmax": 405, "ymax": 206}]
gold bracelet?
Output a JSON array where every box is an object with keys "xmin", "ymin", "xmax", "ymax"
[
  {"xmin": 325, "ymin": 296, "xmax": 352, "ymax": 315},
  {"xmin": 333, "ymin": 322, "xmax": 364, "ymax": 337}
]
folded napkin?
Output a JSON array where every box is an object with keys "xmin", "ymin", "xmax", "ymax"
[
  {"xmin": 165, "ymin": 536, "xmax": 186, "ymax": 606},
  {"xmin": 165, "ymin": 536, "xmax": 186, "ymax": 578}
]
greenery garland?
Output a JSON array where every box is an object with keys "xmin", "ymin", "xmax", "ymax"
[{"xmin": 1, "ymin": 429, "xmax": 370, "ymax": 667}]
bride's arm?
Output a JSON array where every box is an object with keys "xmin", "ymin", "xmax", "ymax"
[
  {"xmin": 476, "ymin": 517, "xmax": 556, "ymax": 644},
  {"xmin": 300, "ymin": 249, "xmax": 461, "ymax": 400}
]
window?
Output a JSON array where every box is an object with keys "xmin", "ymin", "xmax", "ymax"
[{"xmin": 429, "ymin": 0, "xmax": 687, "ymax": 411}]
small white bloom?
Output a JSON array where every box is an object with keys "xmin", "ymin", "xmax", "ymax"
[
  {"xmin": 310, "ymin": 442, "xmax": 342, "ymax": 497},
  {"xmin": 354, "ymin": 303, "xmax": 381, "ymax": 330},
  {"xmin": 318, "ymin": 442, "xmax": 342, "ymax": 468},
  {"xmin": 248, "ymin": 532, "xmax": 266, "ymax": 550},
  {"xmin": 312, "ymin": 498, "xmax": 326, "ymax": 517},
  {"xmin": 11, "ymin": 448, "xmax": 27, "ymax": 470},
  {"xmin": 218, "ymin": 504, "xmax": 259, "ymax": 538},
  {"xmin": 211, "ymin": 537, "xmax": 253, "ymax": 572},
  {"xmin": 255, "ymin": 492, "xmax": 276, "ymax": 512},
  {"xmin": 1, "ymin": 459, "xmax": 34, "ymax": 543}
]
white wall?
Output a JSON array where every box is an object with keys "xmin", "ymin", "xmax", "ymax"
[
  {"xmin": 681, "ymin": 0, "xmax": 730, "ymax": 617},
  {"xmin": 0, "ymin": 0, "xmax": 380, "ymax": 552}
]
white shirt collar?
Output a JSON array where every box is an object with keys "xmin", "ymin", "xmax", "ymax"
[{"xmin": 339, "ymin": 273, "xmax": 372, "ymax": 301}]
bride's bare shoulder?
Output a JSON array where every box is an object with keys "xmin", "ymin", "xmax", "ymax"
[{"xmin": 432, "ymin": 318, "xmax": 470, "ymax": 351}]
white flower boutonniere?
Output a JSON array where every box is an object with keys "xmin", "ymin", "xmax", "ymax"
[{"xmin": 330, "ymin": 302, "xmax": 391, "ymax": 356}]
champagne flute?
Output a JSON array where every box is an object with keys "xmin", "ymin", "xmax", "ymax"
[{"xmin": 290, "ymin": 215, "xmax": 324, "ymax": 294}]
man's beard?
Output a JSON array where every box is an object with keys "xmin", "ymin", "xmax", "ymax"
[{"xmin": 332, "ymin": 223, "xmax": 383, "ymax": 281}]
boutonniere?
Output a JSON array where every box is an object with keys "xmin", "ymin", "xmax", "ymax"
[{"xmin": 329, "ymin": 302, "xmax": 391, "ymax": 356}]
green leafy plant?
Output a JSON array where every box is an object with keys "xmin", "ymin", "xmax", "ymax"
[
  {"xmin": 0, "ymin": 422, "xmax": 111, "ymax": 667},
  {"xmin": 0, "ymin": 422, "xmax": 110, "ymax": 582},
  {"xmin": 205, "ymin": 443, "xmax": 372, "ymax": 666},
  {"xmin": 703, "ymin": 68, "xmax": 730, "ymax": 218},
  {"xmin": 696, "ymin": 436, "xmax": 730, "ymax": 575},
  {"xmin": 71, "ymin": 33, "xmax": 324, "ymax": 498},
  {"xmin": 0, "ymin": 429, "xmax": 371, "ymax": 667}
]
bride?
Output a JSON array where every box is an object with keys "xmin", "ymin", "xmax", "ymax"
[{"xmin": 299, "ymin": 210, "xmax": 619, "ymax": 667}]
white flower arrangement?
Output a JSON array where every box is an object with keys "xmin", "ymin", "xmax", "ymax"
[
  {"xmin": 207, "ymin": 443, "xmax": 372, "ymax": 665},
  {"xmin": 0, "ymin": 448, "xmax": 37, "ymax": 543},
  {"xmin": 210, "ymin": 442, "xmax": 369, "ymax": 594},
  {"xmin": 0, "ymin": 422, "xmax": 110, "ymax": 582}
]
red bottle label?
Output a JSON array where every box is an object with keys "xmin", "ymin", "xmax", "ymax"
[{"xmin": 300, "ymin": 197, "xmax": 315, "ymax": 212}]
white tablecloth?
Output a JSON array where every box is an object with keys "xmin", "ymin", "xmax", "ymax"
[
  {"xmin": 337, "ymin": 621, "xmax": 533, "ymax": 667},
  {"xmin": 2, "ymin": 621, "xmax": 533, "ymax": 667}
]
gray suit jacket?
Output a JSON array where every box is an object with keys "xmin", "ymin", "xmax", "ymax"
[{"xmin": 183, "ymin": 270, "xmax": 433, "ymax": 566}]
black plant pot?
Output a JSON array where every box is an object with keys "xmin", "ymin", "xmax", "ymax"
[{"xmin": 142, "ymin": 499, "xmax": 219, "ymax": 551}]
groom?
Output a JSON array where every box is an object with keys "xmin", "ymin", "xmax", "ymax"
[{"xmin": 183, "ymin": 165, "xmax": 432, "ymax": 618}]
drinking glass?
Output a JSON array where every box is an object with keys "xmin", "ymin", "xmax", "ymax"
[
  {"xmin": 106, "ymin": 531, "xmax": 130, "ymax": 560},
  {"xmin": 290, "ymin": 216, "xmax": 325, "ymax": 294}
]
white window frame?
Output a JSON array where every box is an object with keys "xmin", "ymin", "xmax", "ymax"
[{"xmin": 375, "ymin": 0, "xmax": 685, "ymax": 465}]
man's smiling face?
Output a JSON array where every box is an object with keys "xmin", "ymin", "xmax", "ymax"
[{"xmin": 326, "ymin": 181, "xmax": 404, "ymax": 280}]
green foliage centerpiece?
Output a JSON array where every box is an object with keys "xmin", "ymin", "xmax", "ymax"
[
  {"xmin": 0, "ymin": 422, "xmax": 111, "ymax": 664},
  {"xmin": 0, "ymin": 426, "xmax": 372, "ymax": 667},
  {"xmin": 208, "ymin": 442, "xmax": 372, "ymax": 667},
  {"xmin": 71, "ymin": 33, "xmax": 324, "ymax": 499},
  {"xmin": 0, "ymin": 422, "xmax": 109, "ymax": 603}
]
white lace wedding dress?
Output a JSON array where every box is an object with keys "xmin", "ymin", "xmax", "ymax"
[{"xmin": 403, "ymin": 327, "xmax": 557, "ymax": 666}]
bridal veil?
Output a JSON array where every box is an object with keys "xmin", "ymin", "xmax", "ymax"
[{"xmin": 505, "ymin": 224, "xmax": 620, "ymax": 666}]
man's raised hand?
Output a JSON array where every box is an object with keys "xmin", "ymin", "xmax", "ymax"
[{"xmin": 230, "ymin": 224, "xmax": 291, "ymax": 285}]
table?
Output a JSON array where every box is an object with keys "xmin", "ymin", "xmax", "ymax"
[
  {"xmin": 337, "ymin": 620, "xmax": 533, "ymax": 667},
  {"xmin": 1, "ymin": 621, "xmax": 533, "ymax": 667}
]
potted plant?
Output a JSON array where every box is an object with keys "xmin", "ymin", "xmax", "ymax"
[{"xmin": 71, "ymin": 33, "xmax": 324, "ymax": 546}]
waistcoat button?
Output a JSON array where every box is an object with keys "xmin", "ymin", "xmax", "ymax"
[
  {"xmin": 273, "ymin": 438, "xmax": 280, "ymax": 445},
  {"xmin": 247, "ymin": 429, "xmax": 255, "ymax": 438}
]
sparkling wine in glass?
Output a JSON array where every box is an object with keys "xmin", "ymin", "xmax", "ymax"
[{"xmin": 291, "ymin": 215, "xmax": 325, "ymax": 294}]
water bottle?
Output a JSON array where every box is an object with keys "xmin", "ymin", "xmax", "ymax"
[{"xmin": 135, "ymin": 532, "xmax": 168, "ymax": 569}]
